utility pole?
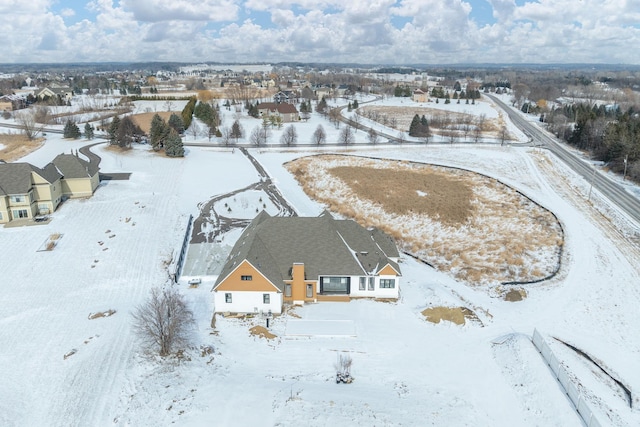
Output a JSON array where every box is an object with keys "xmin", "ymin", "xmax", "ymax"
[{"xmin": 623, "ymin": 154, "xmax": 628, "ymax": 181}]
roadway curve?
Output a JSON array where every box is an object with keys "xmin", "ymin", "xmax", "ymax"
[{"xmin": 487, "ymin": 93, "xmax": 640, "ymax": 226}]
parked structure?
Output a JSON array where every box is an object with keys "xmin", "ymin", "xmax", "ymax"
[{"xmin": 212, "ymin": 211, "xmax": 401, "ymax": 314}]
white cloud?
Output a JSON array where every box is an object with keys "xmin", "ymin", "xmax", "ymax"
[
  {"xmin": 121, "ymin": 0, "xmax": 239, "ymax": 22},
  {"xmin": 0, "ymin": 0, "xmax": 638, "ymax": 64}
]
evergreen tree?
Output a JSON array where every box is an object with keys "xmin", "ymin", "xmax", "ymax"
[
  {"xmin": 84, "ymin": 123, "xmax": 94, "ymax": 140},
  {"xmin": 409, "ymin": 114, "xmax": 421, "ymax": 136},
  {"xmin": 63, "ymin": 119, "xmax": 81, "ymax": 139},
  {"xmin": 165, "ymin": 130, "xmax": 185, "ymax": 157},
  {"xmin": 149, "ymin": 114, "xmax": 169, "ymax": 150},
  {"xmin": 181, "ymin": 96, "xmax": 197, "ymax": 130},
  {"xmin": 316, "ymin": 96, "xmax": 327, "ymax": 115},
  {"xmin": 230, "ymin": 119, "xmax": 243, "ymax": 143},
  {"xmin": 168, "ymin": 113, "xmax": 185, "ymax": 134},
  {"xmin": 353, "ymin": 99, "xmax": 359, "ymax": 109},
  {"xmin": 108, "ymin": 116, "xmax": 121, "ymax": 145}
]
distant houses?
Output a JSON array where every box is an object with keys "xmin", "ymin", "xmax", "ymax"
[
  {"xmin": 0, "ymin": 153, "xmax": 99, "ymax": 224},
  {"xmin": 212, "ymin": 211, "xmax": 401, "ymax": 314}
]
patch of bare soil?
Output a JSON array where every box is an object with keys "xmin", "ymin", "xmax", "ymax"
[
  {"xmin": 286, "ymin": 155, "xmax": 563, "ymax": 285},
  {"xmin": 421, "ymin": 306, "xmax": 480, "ymax": 325},
  {"xmin": 130, "ymin": 111, "xmax": 174, "ymax": 134},
  {"xmin": 249, "ymin": 325, "xmax": 277, "ymax": 340},
  {"xmin": 503, "ymin": 288, "xmax": 527, "ymax": 302},
  {"xmin": 88, "ymin": 309, "xmax": 116, "ymax": 319},
  {"xmin": 0, "ymin": 134, "xmax": 44, "ymax": 162}
]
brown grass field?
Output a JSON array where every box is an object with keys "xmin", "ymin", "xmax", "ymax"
[
  {"xmin": 421, "ymin": 306, "xmax": 480, "ymax": 325},
  {"xmin": 286, "ymin": 155, "xmax": 563, "ymax": 286},
  {"xmin": 0, "ymin": 134, "xmax": 44, "ymax": 162},
  {"xmin": 130, "ymin": 111, "xmax": 174, "ymax": 134}
]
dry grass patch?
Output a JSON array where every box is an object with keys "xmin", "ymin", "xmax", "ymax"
[
  {"xmin": 249, "ymin": 325, "xmax": 277, "ymax": 340},
  {"xmin": 329, "ymin": 166, "xmax": 472, "ymax": 226},
  {"xmin": 88, "ymin": 309, "xmax": 116, "ymax": 319},
  {"xmin": 421, "ymin": 306, "xmax": 479, "ymax": 325},
  {"xmin": 503, "ymin": 288, "xmax": 527, "ymax": 302},
  {"xmin": 130, "ymin": 111, "xmax": 173, "ymax": 134},
  {"xmin": 286, "ymin": 155, "xmax": 563, "ymax": 286},
  {"xmin": 0, "ymin": 134, "xmax": 44, "ymax": 162}
]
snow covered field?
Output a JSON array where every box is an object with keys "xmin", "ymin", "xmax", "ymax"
[{"xmin": 1, "ymin": 98, "xmax": 640, "ymax": 426}]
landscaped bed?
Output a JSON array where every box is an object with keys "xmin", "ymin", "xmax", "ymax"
[{"xmin": 286, "ymin": 154, "xmax": 563, "ymax": 286}]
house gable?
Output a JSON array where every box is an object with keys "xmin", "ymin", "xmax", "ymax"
[
  {"xmin": 214, "ymin": 259, "xmax": 280, "ymax": 293},
  {"xmin": 377, "ymin": 263, "xmax": 401, "ymax": 276}
]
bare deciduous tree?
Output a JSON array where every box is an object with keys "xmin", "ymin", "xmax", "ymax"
[
  {"xmin": 250, "ymin": 125, "xmax": 268, "ymax": 146},
  {"xmin": 367, "ymin": 127, "xmax": 379, "ymax": 145},
  {"xmin": 132, "ymin": 287, "xmax": 194, "ymax": 357},
  {"xmin": 338, "ymin": 125, "xmax": 354, "ymax": 145},
  {"xmin": 280, "ymin": 124, "xmax": 298, "ymax": 146},
  {"xmin": 16, "ymin": 108, "xmax": 47, "ymax": 140},
  {"xmin": 312, "ymin": 124, "xmax": 326, "ymax": 145}
]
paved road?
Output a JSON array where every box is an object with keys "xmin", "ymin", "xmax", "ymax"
[{"xmin": 487, "ymin": 93, "xmax": 640, "ymax": 226}]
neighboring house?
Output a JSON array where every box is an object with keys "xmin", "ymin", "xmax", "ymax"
[
  {"xmin": 0, "ymin": 94, "xmax": 26, "ymax": 111},
  {"xmin": 0, "ymin": 162, "xmax": 62, "ymax": 223},
  {"xmin": 212, "ymin": 211, "xmax": 401, "ymax": 314},
  {"xmin": 413, "ymin": 88, "xmax": 428, "ymax": 103},
  {"xmin": 0, "ymin": 153, "xmax": 99, "ymax": 224},
  {"xmin": 256, "ymin": 102, "xmax": 299, "ymax": 123},
  {"xmin": 36, "ymin": 86, "xmax": 73, "ymax": 103},
  {"xmin": 273, "ymin": 90, "xmax": 295, "ymax": 104}
]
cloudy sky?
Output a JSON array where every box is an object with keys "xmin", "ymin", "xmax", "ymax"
[{"xmin": 1, "ymin": 0, "xmax": 639, "ymax": 65}]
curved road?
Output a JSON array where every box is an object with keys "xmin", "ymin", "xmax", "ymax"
[{"xmin": 487, "ymin": 93, "xmax": 640, "ymax": 226}]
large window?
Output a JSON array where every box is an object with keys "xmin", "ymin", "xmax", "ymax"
[
  {"xmin": 12, "ymin": 209, "xmax": 28, "ymax": 219},
  {"xmin": 379, "ymin": 279, "xmax": 395, "ymax": 289},
  {"xmin": 368, "ymin": 277, "xmax": 375, "ymax": 291},
  {"xmin": 320, "ymin": 277, "xmax": 350, "ymax": 294},
  {"xmin": 10, "ymin": 195, "xmax": 25, "ymax": 203},
  {"xmin": 359, "ymin": 277, "xmax": 366, "ymax": 291},
  {"xmin": 241, "ymin": 275, "xmax": 252, "ymax": 281},
  {"xmin": 225, "ymin": 293, "xmax": 232, "ymax": 303},
  {"xmin": 263, "ymin": 294, "xmax": 270, "ymax": 304}
]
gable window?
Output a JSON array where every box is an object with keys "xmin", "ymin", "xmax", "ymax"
[
  {"xmin": 241, "ymin": 275, "xmax": 253, "ymax": 281},
  {"xmin": 263, "ymin": 294, "xmax": 270, "ymax": 304},
  {"xmin": 225, "ymin": 293, "xmax": 232, "ymax": 303},
  {"xmin": 379, "ymin": 279, "xmax": 395, "ymax": 289},
  {"xmin": 368, "ymin": 277, "xmax": 375, "ymax": 291},
  {"xmin": 359, "ymin": 277, "xmax": 366, "ymax": 291}
]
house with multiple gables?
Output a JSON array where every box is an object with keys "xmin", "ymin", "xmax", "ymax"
[
  {"xmin": 0, "ymin": 153, "xmax": 99, "ymax": 224},
  {"xmin": 35, "ymin": 86, "xmax": 73, "ymax": 103},
  {"xmin": 256, "ymin": 102, "xmax": 299, "ymax": 123},
  {"xmin": 212, "ymin": 211, "xmax": 401, "ymax": 314}
]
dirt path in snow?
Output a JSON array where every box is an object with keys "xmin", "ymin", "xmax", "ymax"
[{"xmin": 189, "ymin": 147, "xmax": 297, "ymax": 243}]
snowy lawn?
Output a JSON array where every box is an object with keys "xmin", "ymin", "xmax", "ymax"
[{"xmin": 1, "ymin": 124, "xmax": 640, "ymax": 426}]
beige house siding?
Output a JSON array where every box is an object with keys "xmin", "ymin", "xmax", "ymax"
[
  {"xmin": 62, "ymin": 176, "xmax": 97, "ymax": 198},
  {"xmin": 0, "ymin": 197, "xmax": 9, "ymax": 223}
]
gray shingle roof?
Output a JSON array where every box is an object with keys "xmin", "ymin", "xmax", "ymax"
[
  {"xmin": 52, "ymin": 154, "xmax": 99, "ymax": 178},
  {"xmin": 0, "ymin": 162, "xmax": 61, "ymax": 196},
  {"xmin": 214, "ymin": 211, "xmax": 401, "ymax": 291}
]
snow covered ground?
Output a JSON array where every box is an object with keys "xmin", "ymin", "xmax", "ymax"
[{"xmin": 1, "ymin": 97, "xmax": 640, "ymax": 426}]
